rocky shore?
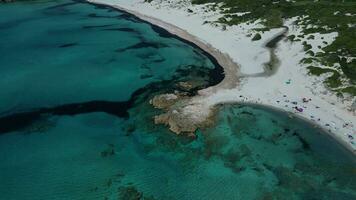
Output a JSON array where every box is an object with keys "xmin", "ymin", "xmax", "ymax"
[{"xmin": 150, "ymin": 92, "xmax": 218, "ymax": 137}]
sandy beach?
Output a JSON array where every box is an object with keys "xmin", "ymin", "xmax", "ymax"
[{"xmin": 88, "ymin": 0, "xmax": 356, "ymax": 154}]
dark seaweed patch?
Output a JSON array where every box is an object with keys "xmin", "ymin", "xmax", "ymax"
[
  {"xmin": 82, "ymin": 24, "xmax": 117, "ymax": 29},
  {"xmin": 0, "ymin": 16, "xmax": 41, "ymax": 30},
  {"xmin": 0, "ymin": 1, "xmax": 225, "ymax": 135},
  {"xmin": 87, "ymin": 12, "xmax": 139, "ymax": 23},
  {"xmin": 87, "ymin": 1, "xmax": 224, "ymax": 85},
  {"xmin": 0, "ymin": 100, "xmax": 130, "ymax": 134},
  {"xmin": 116, "ymin": 42, "xmax": 169, "ymax": 52},
  {"xmin": 118, "ymin": 186, "xmax": 143, "ymax": 200},
  {"xmin": 42, "ymin": 1, "xmax": 79, "ymax": 16},
  {"xmin": 293, "ymin": 131, "xmax": 310, "ymax": 150},
  {"xmin": 140, "ymin": 74, "xmax": 153, "ymax": 79},
  {"xmin": 45, "ymin": 2, "xmax": 78, "ymax": 10},
  {"xmin": 136, "ymin": 52, "xmax": 157, "ymax": 60},
  {"xmin": 240, "ymin": 111, "xmax": 254, "ymax": 116},
  {"xmin": 102, "ymin": 27, "xmax": 137, "ymax": 33},
  {"xmin": 0, "ymin": 63, "xmax": 222, "ymax": 135},
  {"xmin": 152, "ymin": 58, "xmax": 165, "ymax": 63},
  {"xmin": 101, "ymin": 144, "xmax": 115, "ymax": 157},
  {"xmin": 150, "ymin": 25, "xmax": 173, "ymax": 38},
  {"xmin": 58, "ymin": 43, "xmax": 77, "ymax": 48},
  {"xmin": 87, "ymin": 13, "xmax": 120, "ymax": 19},
  {"xmin": 117, "ymin": 13, "xmax": 140, "ymax": 23}
]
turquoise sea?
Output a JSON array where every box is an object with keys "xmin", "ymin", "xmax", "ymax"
[{"xmin": 0, "ymin": 0, "xmax": 355, "ymax": 199}]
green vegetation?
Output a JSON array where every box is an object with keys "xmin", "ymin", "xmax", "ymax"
[
  {"xmin": 325, "ymin": 72, "xmax": 342, "ymax": 88},
  {"xmin": 302, "ymin": 41, "xmax": 312, "ymax": 51},
  {"xmin": 339, "ymin": 86, "xmax": 356, "ymax": 96},
  {"xmin": 190, "ymin": 0, "xmax": 356, "ymax": 96},
  {"xmin": 251, "ymin": 33, "xmax": 261, "ymax": 41},
  {"xmin": 307, "ymin": 66, "xmax": 336, "ymax": 76},
  {"xmin": 287, "ymin": 34, "xmax": 296, "ymax": 41}
]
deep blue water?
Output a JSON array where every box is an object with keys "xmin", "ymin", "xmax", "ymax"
[{"xmin": 0, "ymin": 0, "xmax": 355, "ymax": 200}]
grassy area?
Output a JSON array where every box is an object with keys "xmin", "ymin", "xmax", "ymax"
[
  {"xmin": 191, "ymin": 0, "xmax": 356, "ymax": 96},
  {"xmin": 339, "ymin": 86, "xmax": 356, "ymax": 96}
]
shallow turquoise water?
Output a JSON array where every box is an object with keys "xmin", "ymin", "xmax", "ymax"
[
  {"xmin": 0, "ymin": 0, "xmax": 218, "ymax": 114},
  {"xmin": 0, "ymin": 1, "xmax": 355, "ymax": 200}
]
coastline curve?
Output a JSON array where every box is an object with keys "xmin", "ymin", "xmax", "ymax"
[{"xmin": 87, "ymin": 0, "xmax": 356, "ymax": 156}]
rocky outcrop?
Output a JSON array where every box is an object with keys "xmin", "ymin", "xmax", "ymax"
[
  {"xmin": 151, "ymin": 92, "xmax": 217, "ymax": 137},
  {"xmin": 150, "ymin": 93, "xmax": 180, "ymax": 109},
  {"xmin": 177, "ymin": 81, "xmax": 194, "ymax": 91}
]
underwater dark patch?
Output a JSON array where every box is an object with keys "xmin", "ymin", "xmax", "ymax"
[
  {"xmin": 116, "ymin": 41, "xmax": 169, "ymax": 52},
  {"xmin": 42, "ymin": 2, "xmax": 78, "ymax": 16},
  {"xmin": 150, "ymin": 25, "xmax": 173, "ymax": 38},
  {"xmin": 116, "ymin": 13, "xmax": 141, "ymax": 23},
  {"xmin": 136, "ymin": 52, "xmax": 157, "ymax": 60},
  {"xmin": 87, "ymin": 13, "xmax": 120, "ymax": 19},
  {"xmin": 102, "ymin": 27, "xmax": 138, "ymax": 33},
  {"xmin": 0, "ymin": 0, "xmax": 224, "ymax": 135},
  {"xmin": 293, "ymin": 131, "xmax": 311, "ymax": 150},
  {"xmin": 82, "ymin": 24, "xmax": 117, "ymax": 29},
  {"xmin": 140, "ymin": 74, "xmax": 153, "ymax": 79},
  {"xmin": 0, "ymin": 62, "xmax": 222, "ymax": 135},
  {"xmin": 87, "ymin": 1, "xmax": 225, "ymax": 84},
  {"xmin": 0, "ymin": 16, "xmax": 41, "ymax": 30},
  {"xmin": 152, "ymin": 58, "xmax": 165, "ymax": 63},
  {"xmin": 0, "ymin": 100, "xmax": 129, "ymax": 134},
  {"xmin": 45, "ymin": 2, "xmax": 78, "ymax": 10},
  {"xmin": 58, "ymin": 43, "xmax": 77, "ymax": 48},
  {"xmin": 240, "ymin": 111, "xmax": 254, "ymax": 116}
]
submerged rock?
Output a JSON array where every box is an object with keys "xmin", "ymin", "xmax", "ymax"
[
  {"xmin": 118, "ymin": 186, "xmax": 142, "ymax": 200},
  {"xmin": 177, "ymin": 81, "xmax": 194, "ymax": 91},
  {"xmin": 101, "ymin": 144, "xmax": 115, "ymax": 157}
]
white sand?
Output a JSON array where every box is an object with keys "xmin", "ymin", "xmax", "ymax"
[{"xmin": 88, "ymin": 0, "xmax": 356, "ymax": 154}]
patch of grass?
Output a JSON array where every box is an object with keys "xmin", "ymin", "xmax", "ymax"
[
  {"xmin": 302, "ymin": 41, "xmax": 312, "ymax": 51},
  {"xmin": 300, "ymin": 57, "xmax": 318, "ymax": 64},
  {"xmin": 307, "ymin": 66, "xmax": 336, "ymax": 76},
  {"xmin": 307, "ymin": 66, "xmax": 341, "ymax": 88},
  {"xmin": 306, "ymin": 50, "xmax": 315, "ymax": 56},
  {"xmin": 251, "ymin": 33, "xmax": 261, "ymax": 41},
  {"xmin": 287, "ymin": 34, "xmax": 296, "ymax": 41},
  {"xmin": 306, "ymin": 66, "xmax": 344, "ymax": 89},
  {"xmin": 325, "ymin": 72, "xmax": 342, "ymax": 88},
  {"xmin": 307, "ymin": 35, "xmax": 315, "ymax": 40},
  {"xmin": 252, "ymin": 27, "xmax": 270, "ymax": 32},
  {"xmin": 340, "ymin": 57, "xmax": 356, "ymax": 83},
  {"xmin": 340, "ymin": 86, "xmax": 356, "ymax": 96}
]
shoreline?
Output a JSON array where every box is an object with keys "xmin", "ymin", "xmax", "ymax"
[
  {"xmin": 222, "ymin": 101, "xmax": 356, "ymax": 158},
  {"xmin": 89, "ymin": 1, "xmax": 240, "ymax": 91},
  {"xmin": 87, "ymin": 0, "xmax": 356, "ymax": 156}
]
